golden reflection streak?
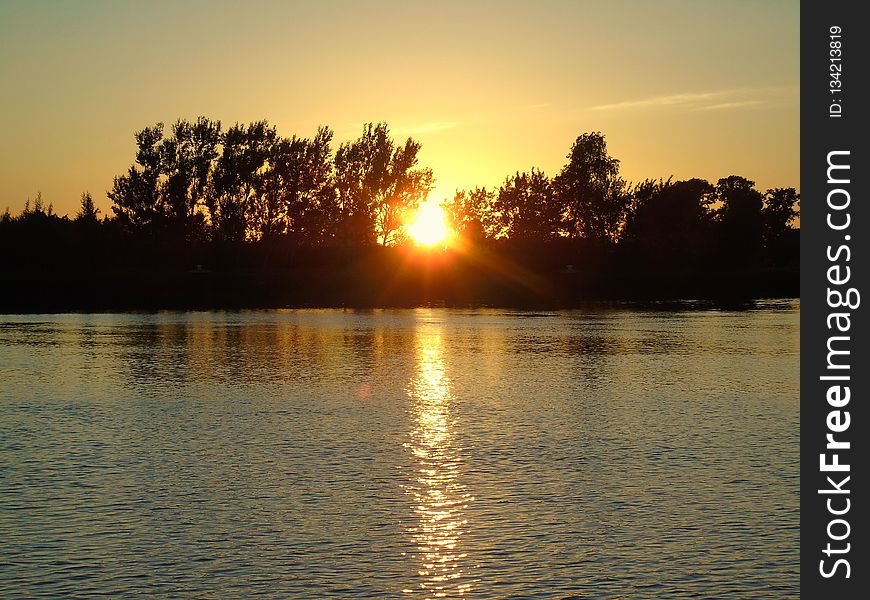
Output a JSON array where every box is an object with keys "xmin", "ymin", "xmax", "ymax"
[{"xmin": 403, "ymin": 321, "xmax": 473, "ymax": 598}]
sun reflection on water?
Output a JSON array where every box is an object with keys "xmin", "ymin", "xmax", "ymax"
[{"xmin": 403, "ymin": 325, "xmax": 474, "ymax": 598}]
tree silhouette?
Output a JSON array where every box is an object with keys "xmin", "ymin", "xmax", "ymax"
[
  {"xmin": 250, "ymin": 128, "xmax": 297, "ymax": 239},
  {"xmin": 444, "ymin": 186, "xmax": 497, "ymax": 242},
  {"xmin": 256, "ymin": 126, "xmax": 337, "ymax": 243},
  {"xmin": 714, "ymin": 175, "xmax": 764, "ymax": 269},
  {"xmin": 494, "ymin": 169, "xmax": 560, "ymax": 242},
  {"xmin": 209, "ymin": 121, "xmax": 274, "ymax": 243},
  {"xmin": 334, "ymin": 122, "xmax": 433, "ymax": 246},
  {"xmin": 333, "ymin": 127, "xmax": 376, "ymax": 246},
  {"xmin": 554, "ymin": 132, "xmax": 628, "ymax": 242},
  {"xmin": 290, "ymin": 126, "xmax": 339, "ymax": 244},
  {"xmin": 3, "ymin": 116, "xmax": 803, "ymax": 309},
  {"xmin": 622, "ymin": 178, "xmax": 714, "ymax": 269},
  {"xmin": 74, "ymin": 116, "xmax": 802, "ymax": 307},
  {"xmin": 110, "ymin": 118, "xmax": 220, "ymax": 240},
  {"xmin": 161, "ymin": 117, "xmax": 221, "ymax": 241},
  {"xmin": 761, "ymin": 187, "xmax": 800, "ymax": 246},
  {"xmin": 33, "ymin": 192, "xmax": 45, "ymax": 215},
  {"xmin": 75, "ymin": 192, "xmax": 100, "ymax": 223},
  {"xmin": 109, "ymin": 124, "xmax": 165, "ymax": 233}
]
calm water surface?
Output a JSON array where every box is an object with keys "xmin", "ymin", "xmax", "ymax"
[{"xmin": 0, "ymin": 305, "xmax": 799, "ymax": 598}]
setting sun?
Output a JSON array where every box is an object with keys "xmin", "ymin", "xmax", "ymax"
[{"xmin": 408, "ymin": 199, "xmax": 451, "ymax": 246}]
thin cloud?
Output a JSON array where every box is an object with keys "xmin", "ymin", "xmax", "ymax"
[
  {"xmin": 591, "ymin": 92, "xmax": 723, "ymax": 111},
  {"xmin": 695, "ymin": 100, "xmax": 764, "ymax": 111},
  {"xmin": 591, "ymin": 90, "xmax": 765, "ymax": 112}
]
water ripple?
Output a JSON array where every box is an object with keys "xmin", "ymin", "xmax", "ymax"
[{"xmin": 0, "ymin": 306, "xmax": 799, "ymax": 598}]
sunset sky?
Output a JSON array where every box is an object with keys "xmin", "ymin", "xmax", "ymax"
[{"xmin": 0, "ymin": 0, "xmax": 799, "ymax": 217}]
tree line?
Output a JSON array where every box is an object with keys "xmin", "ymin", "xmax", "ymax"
[
  {"xmin": 105, "ymin": 119, "xmax": 434, "ymax": 247},
  {"xmin": 2, "ymin": 118, "xmax": 798, "ymax": 275}
]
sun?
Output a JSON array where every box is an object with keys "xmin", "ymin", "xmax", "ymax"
[{"xmin": 408, "ymin": 199, "xmax": 451, "ymax": 246}]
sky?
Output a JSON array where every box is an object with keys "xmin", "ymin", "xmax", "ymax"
[{"xmin": 0, "ymin": 0, "xmax": 799, "ymax": 217}]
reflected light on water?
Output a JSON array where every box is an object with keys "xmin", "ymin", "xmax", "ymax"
[{"xmin": 403, "ymin": 326, "xmax": 474, "ymax": 598}]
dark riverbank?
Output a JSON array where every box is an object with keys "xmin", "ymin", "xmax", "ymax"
[
  {"xmin": 2, "ymin": 214, "xmax": 799, "ymax": 312},
  {"xmin": 3, "ymin": 261, "xmax": 798, "ymax": 312}
]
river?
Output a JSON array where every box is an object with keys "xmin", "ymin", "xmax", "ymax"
[{"xmin": 0, "ymin": 304, "xmax": 799, "ymax": 598}]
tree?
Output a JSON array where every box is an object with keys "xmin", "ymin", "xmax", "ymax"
[
  {"xmin": 33, "ymin": 192, "xmax": 45, "ymax": 215},
  {"xmin": 761, "ymin": 187, "xmax": 800, "ymax": 246},
  {"xmin": 255, "ymin": 126, "xmax": 337, "ymax": 243},
  {"xmin": 622, "ymin": 178, "xmax": 715, "ymax": 269},
  {"xmin": 291, "ymin": 126, "xmax": 340, "ymax": 244},
  {"xmin": 161, "ymin": 117, "xmax": 221, "ymax": 239},
  {"xmin": 109, "ymin": 118, "xmax": 221, "ymax": 240},
  {"xmin": 333, "ymin": 128, "xmax": 373, "ymax": 245},
  {"xmin": 714, "ymin": 175, "xmax": 765, "ymax": 268},
  {"xmin": 75, "ymin": 191, "xmax": 100, "ymax": 222},
  {"xmin": 554, "ymin": 132, "xmax": 629, "ymax": 242},
  {"xmin": 444, "ymin": 186, "xmax": 497, "ymax": 241},
  {"xmin": 109, "ymin": 124, "xmax": 164, "ymax": 233},
  {"xmin": 208, "ymin": 121, "xmax": 275, "ymax": 242},
  {"xmin": 494, "ymin": 169, "xmax": 560, "ymax": 242},
  {"xmin": 247, "ymin": 126, "xmax": 292, "ymax": 240},
  {"xmin": 334, "ymin": 122, "xmax": 433, "ymax": 246}
]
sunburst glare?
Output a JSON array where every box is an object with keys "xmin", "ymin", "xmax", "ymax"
[{"xmin": 408, "ymin": 199, "xmax": 451, "ymax": 246}]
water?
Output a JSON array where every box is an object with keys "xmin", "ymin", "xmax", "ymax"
[{"xmin": 0, "ymin": 304, "xmax": 799, "ymax": 598}]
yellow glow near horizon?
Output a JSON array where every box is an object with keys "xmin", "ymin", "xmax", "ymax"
[{"xmin": 408, "ymin": 199, "xmax": 451, "ymax": 246}]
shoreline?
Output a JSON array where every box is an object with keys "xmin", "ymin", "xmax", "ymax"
[{"xmin": 2, "ymin": 266, "xmax": 799, "ymax": 313}]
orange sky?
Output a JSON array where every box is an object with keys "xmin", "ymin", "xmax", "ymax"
[{"xmin": 0, "ymin": 0, "xmax": 799, "ymax": 217}]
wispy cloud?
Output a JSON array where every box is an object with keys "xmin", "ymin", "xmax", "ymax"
[
  {"xmin": 695, "ymin": 100, "xmax": 764, "ymax": 111},
  {"xmin": 591, "ymin": 90, "xmax": 766, "ymax": 112},
  {"xmin": 591, "ymin": 92, "xmax": 721, "ymax": 111},
  {"xmin": 526, "ymin": 102, "xmax": 552, "ymax": 109}
]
